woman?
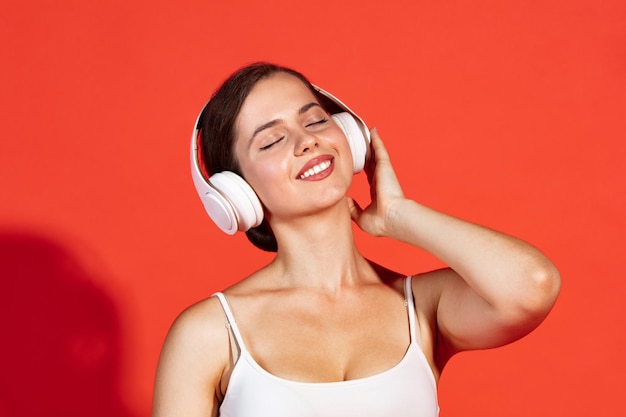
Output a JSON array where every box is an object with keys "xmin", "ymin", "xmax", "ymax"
[{"xmin": 152, "ymin": 63, "xmax": 560, "ymax": 417}]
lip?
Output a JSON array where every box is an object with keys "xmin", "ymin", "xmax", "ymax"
[{"xmin": 296, "ymin": 155, "xmax": 334, "ymax": 181}]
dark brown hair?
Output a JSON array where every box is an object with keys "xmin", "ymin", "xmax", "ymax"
[{"xmin": 198, "ymin": 62, "xmax": 328, "ymax": 252}]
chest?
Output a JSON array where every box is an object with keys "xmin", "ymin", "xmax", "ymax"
[{"xmin": 235, "ymin": 291, "xmax": 412, "ymax": 383}]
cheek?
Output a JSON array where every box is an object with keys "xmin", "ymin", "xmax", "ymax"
[
  {"xmin": 241, "ymin": 159, "xmax": 287, "ymax": 205},
  {"xmin": 336, "ymin": 137, "xmax": 356, "ymax": 177}
]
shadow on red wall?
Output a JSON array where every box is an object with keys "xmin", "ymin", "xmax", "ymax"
[{"xmin": 0, "ymin": 230, "xmax": 135, "ymax": 417}]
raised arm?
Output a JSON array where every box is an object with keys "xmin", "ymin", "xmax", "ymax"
[
  {"xmin": 349, "ymin": 129, "xmax": 561, "ymax": 364},
  {"xmin": 152, "ymin": 298, "xmax": 229, "ymax": 417}
]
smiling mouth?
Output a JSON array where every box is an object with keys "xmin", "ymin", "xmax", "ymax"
[{"xmin": 298, "ymin": 160, "xmax": 332, "ymax": 179}]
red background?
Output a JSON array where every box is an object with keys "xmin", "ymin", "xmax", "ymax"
[{"xmin": 1, "ymin": 1, "xmax": 624, "ymax": 416}]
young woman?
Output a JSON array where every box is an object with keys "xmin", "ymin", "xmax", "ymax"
[{"xmin": 152, "ymin": 63, "xmax": 560, "ymax": 417}]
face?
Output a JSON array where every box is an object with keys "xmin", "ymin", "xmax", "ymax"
[{"xmin": 233, "ymin": 73, "xmax": 354, "ymax": 221}]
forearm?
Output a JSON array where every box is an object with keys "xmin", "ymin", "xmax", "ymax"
[{"xmin": 385, "ymin": 198, "xmax": 560, "ymax": 313}]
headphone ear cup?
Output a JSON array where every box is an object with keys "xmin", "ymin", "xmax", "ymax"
[
  {"xmin": 331, "ymin": 112, "xmax": 369, "ymax": 173},
  {"xmin": 204, "ymin": 171, "xmax": 264, "ymax": 235}
]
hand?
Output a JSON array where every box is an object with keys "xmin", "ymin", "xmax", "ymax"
[{"xmin": 348, "ymin": 128, "xmax": 406, "ymax": 237}]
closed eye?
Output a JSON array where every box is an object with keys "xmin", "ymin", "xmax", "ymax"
[
  {"xmin": 259, "ymin": 136, "xmax": 284, "ymax": 150},
  {"xmin": 306, "ymin": 118, "xmax": 328, "ymax": 128}
]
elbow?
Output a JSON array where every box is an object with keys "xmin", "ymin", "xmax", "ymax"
[
  {"xmin": 533, "ymin": 260, "xmax": 561, "ymax": 307},
  {"xmin": 516, "ymin": 260, "xmax": 561, "ymax": 323},
  {"xmin": 495, "ymin": 258, "xmax": 561, "ymax": 329}
]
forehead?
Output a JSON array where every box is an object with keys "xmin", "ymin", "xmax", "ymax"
[{"xmin": 236, "ymin": 73, "xmax": 319, "ymax": 129}]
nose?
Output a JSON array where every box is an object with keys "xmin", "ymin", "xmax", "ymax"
[{"xmin": 294, "ymin": 131, "xmax": 318, "ymax": 156}]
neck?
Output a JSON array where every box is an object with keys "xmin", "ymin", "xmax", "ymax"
[{"xmin": 267, "ymin": 199, "xmax": 374, "ymax": 293}]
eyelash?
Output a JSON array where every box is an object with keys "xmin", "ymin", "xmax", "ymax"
[
  {"xmin": 259, "ymin": 118, "xmax": 329, "ymax": 151},
  {"xmin": 260, "ymin": 137, "xmax": 284, "ymax": 150},
  {"xmin": 307, "ymin": 118, "xmax": 328, "ymax": 127}
]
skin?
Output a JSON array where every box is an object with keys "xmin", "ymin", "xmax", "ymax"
[{"xmin": 152, "ymin": 73, "xmax": 561, "ymax": 417}]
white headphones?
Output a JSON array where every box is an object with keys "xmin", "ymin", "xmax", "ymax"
[{"xmin": 190, "ymin": 85, "xmax": 371, "ymax": 235}]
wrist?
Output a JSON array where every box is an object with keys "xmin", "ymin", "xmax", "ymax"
[{"xmin": 383, "ymin": 198, "xmax": 419, "ymax": 239}]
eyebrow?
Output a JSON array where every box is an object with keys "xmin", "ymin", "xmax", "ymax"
[{"xmin": 248, "ymin": 102, "xmax": 322, "ymax": 145}]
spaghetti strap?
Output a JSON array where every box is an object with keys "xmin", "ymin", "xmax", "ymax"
[
  {"xmin": 404, "ymin": 276, "xmax": 419, "ymax": 344},
  {"xmin": 212, "ymin": 292, "xmax": 248, "ymax": 353}
]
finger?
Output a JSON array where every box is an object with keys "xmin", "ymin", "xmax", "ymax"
[
  {"xmin": 346, "ymin": 197, "xmax": 362, "ymax": 221},
  {"xmin": 369, "ymin": 128, "xmax": 391, "ymax": 162}
]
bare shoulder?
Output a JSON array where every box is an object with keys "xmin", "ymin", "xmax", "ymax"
[
  {"xmin": 409, "ymin": 268, "xmax": 460, "ymax": 374},
  {"xmin": 162, "ymin": 296, "xmax": 229, "ymax": 364},
  {"xmin": 411, "ymin": 268, "xmax": 458, "ymax": 299},
  {"xmin": 172, "ymin": 295, "xmax": 227, "ymax": 332},
  {"xmin": 152, "ymin": 296, "xmax": 229, "ymax": 417}
]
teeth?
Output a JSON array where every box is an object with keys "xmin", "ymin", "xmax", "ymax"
[{"xmin": 299, "ymin": 160, "xmax": 331, "ymax": 179}]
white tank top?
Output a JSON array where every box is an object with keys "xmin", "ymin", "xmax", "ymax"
[{"xmin": 212, "ymin": 276, "xmax": 439, "ymax": 417}]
